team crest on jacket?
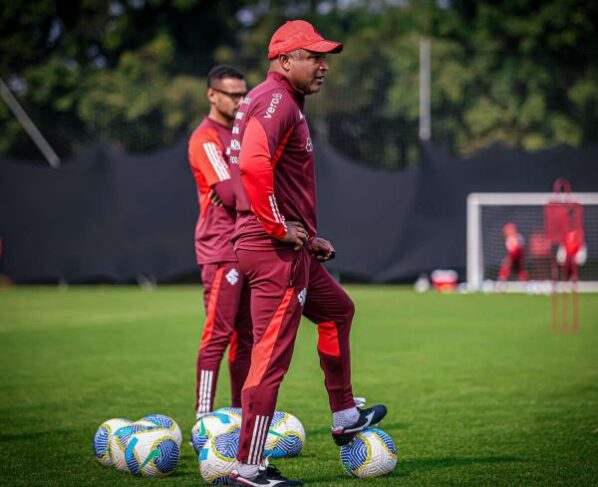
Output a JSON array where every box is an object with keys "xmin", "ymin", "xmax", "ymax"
[
  {"xmin": 226, "ymin": 268, "xmax": 240, "ymax": 285},
  {"xmin": 305, "ymin": 137, "xmax": 313, "ymax": 152},
  {"xmin": 297, "ymin": 288, "xmax": 307, "ymax": 306}
]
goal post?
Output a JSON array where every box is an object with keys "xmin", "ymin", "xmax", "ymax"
[{"xmin": 467, "ymin": 192, "xmax": 598, "ymax": 292}]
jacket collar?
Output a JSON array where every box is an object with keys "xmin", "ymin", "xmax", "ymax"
[
  {"xmin": 266, "ymin": 71, "xmax": 305, "ymax": 108},
  {"xmin": 204, "ymin": 115, "xmax": 231, "ymax": 130}
]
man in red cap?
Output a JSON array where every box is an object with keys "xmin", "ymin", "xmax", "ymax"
[
  {"xmin": 227, "ymin": 21, "xmax": 387, "ymax": 486},
  {"xmin": 188, "ymin": 65, "xmax": 253, "ymax": 419}
]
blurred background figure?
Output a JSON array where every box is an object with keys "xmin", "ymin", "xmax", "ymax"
[
  {"xmin": 528, "ymin": 231, "xmax": 553, "ymax": 281},
  {"xmin": 498, "ymin": 223, "xmax": 529, "ymax": 285},
  {"xmin": 556, "ymin": 228, "xmax": 587, "ymax": 280}
]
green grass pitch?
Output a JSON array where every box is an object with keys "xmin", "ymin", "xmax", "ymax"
[{"xmin": 1, "ymin": 285, "xmax": 597, "ymax": 486}]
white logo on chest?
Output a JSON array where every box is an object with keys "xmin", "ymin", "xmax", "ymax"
[
  {"xmin": 264, "ymin": 93, "xmax": 283, "ymax": 119},
  {"xmin": 226, "ymin": 268, "xmax": 239, "ymax": 286},
  {"xmin": 305, "ymin": 137, "xmax": 313, "ymax": 152}
]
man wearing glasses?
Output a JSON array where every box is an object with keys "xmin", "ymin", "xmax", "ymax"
[
  {"xmin": 188, "ymin": 65, "xmax": 252, "ymax": 418},
  {"xmin": 227, "ymin": 21, "xmax": 387, "ymax": 486}
]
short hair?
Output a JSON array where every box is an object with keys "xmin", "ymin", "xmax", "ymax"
[{"xmin": 207, "ymin": 64, "xmax": 244, "ymax": 88}]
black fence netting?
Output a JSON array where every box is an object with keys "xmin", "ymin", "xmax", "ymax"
[{"xmin": 1, "ymin": 140, "xmax": 597, "ymax": 284}]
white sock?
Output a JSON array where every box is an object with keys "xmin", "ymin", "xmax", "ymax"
[
  {"xmin": 333, "ymin": 406, "xmax": 359, "ymax": 427},
  {"xmin": 234, "ymin": 461, "xmax": 259, "ymax": 479}
]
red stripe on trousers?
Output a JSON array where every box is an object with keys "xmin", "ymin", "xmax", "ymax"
[
  {"xmin": 200, "ymin": 267, "xmax": 225, "ymax": 349},
  {"xmin": 317, "ymin": 321, "xmax": 340, "ymax": 357},
  {"xmin": 228, "ymin": 330, "xmax": 238, "ymax": 362},
  {"xmin": 243, "ymin": 287, "xmax": 294, "ymax": 390}
]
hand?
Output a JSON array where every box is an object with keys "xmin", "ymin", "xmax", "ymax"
[
  {"xmin": 279, "ymin": 221, "xmax": 308, "ymax": 251},
  {"xmin": 209, "ymin": 188, "xmax": 223, "ymax": 206},
  {"xmin": 308, "ymin": 236, "xmax": 336, "ymax": 261}
]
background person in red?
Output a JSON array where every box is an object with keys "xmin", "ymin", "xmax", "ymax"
[
  {"xmin": 188, "ymin": 65, "xmax": 252, "ymax": 418},
  {"xmin": 498, "ymin": 222, "xmax": 529, "ymax": 282},
  {"xmin": 227, "ymin": 21, "xmax": 387, "ymax": 486},
  {"xmin": 556, "ymin": 228, "xmax": 587, "ymax": 279}
]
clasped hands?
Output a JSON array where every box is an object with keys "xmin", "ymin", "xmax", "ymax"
[{"xmin": 280, "ymin": 221, "xmax": 335, "ymax": 261}]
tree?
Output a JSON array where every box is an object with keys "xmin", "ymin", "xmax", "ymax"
[
  {"xmin": 0, "ymin": 0, "xmax": 246, "ymax": 160},
  {"xmin": 1, "ymin": 0, "xmax": 597, "ymax": 167}
]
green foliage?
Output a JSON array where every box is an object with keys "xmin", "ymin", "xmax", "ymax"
[
  {"xmin": 0, "ymin": 0, "xmax": 240, "ymax": 159},
  {"xmin": 441, "ymin": 0, "xmax": 598, "ymax": 155},
  {"xmin": 77, "ymin": 33, "xmax": 206, "ymax": 151},
  {"xmin": 0, "ymin": 0, "xmax": 597, "ymax": 166}
]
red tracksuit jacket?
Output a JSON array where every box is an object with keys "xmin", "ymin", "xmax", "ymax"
[
  {"xmin": 229, "ymin": 71, "xmax": 317, "ymax": 250},
  {"xmin": 188, "ymin": 117, "xmax": 237, "ymax": 264}
]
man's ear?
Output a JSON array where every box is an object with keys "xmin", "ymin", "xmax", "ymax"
[
  {"xmin": 278, "ymin": 54, "xmax": 292, "ymax": 71},
  {"xmin": 207, "ymin": 88, "xmax": 216, "ymax": 104}
]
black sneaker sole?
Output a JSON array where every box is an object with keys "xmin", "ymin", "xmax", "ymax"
[
  {"xmin": 231, "ymin": 480, "xmax": 303, "ymax": 487},
  {"xmin": 332, "ymin": 405, "xmax": 387, "ymax": 446},
  {"xmin": 333, "ymin": 430, "xmax": 362, "ymax": 446}
]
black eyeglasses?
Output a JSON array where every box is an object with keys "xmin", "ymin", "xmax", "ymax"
[{"xmin": 210, "ymin": 87, "xmax": 247, "ymax": 102}]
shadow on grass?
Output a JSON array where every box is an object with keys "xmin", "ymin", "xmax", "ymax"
[
  {"xmin": 306, "ymin": 421, "xmax": 412, "ymax": 437},
  {"xmin": 306, "ymin": 455, "xmax": 527, "ymax": 484},
  {"xmin": 396, "ymin": 455, "xmax": 527, "ymax": 476}
]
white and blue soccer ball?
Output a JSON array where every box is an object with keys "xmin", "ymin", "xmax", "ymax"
[
  {"xmin": 109, "ymin": 421, "xmax": 160, "ymax": 472},
  {"xmin": 198, "ymin": 425, "xmax": 240, "ymax": 485},
  {"xmin": 213, "ymin": 407, "xmax": 242, "ymax": 426},
  {"xmin": 93, "ymin": 418, "xmax": 132, "ymax": 466},
  {"xmin": 191, "ymin": 411, "xmax": 239, "ymax": 454},
  {"xmin": 264, "ymin": 411, "xmax": 305, "ymax": 458},
  {"xmin": 340, "ymin": 428, "xmax": 397, "ymax": 478},
  {"xmin": 134, "ymin": 418, "xmax": 159, "ymax": 428},
  {"xmin": 140, "ymin": 414, "xmax": 182, "ymax": 447},
  {"xmin": 125, "ymin": 427, "xmax": 180, "ymax": 477}
]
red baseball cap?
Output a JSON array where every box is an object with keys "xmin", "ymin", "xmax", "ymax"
[{"xmin": 268, "ymin": 20, "xmax": 343, "ymax": 59}]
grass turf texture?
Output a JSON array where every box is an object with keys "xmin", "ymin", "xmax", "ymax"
[{"xmin": 0, "ymin": 286, "xmax": 597, "ymax": 486}]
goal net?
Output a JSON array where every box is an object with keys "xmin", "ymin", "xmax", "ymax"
[{"xmin": 467, "ymin": 192, "xmax": 598, "ymax": 292}]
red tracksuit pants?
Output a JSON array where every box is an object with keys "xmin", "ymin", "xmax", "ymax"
[
  {"xmin": 235, "ymin": 247, "xmax": 355, "ymax": 465},
  {"xmin": 195, "ymin": 262, "xmax": 253, "ymax": 414},
  {"xmin": 499, "ymin": 253, "xmax": 529, "ymax": 281}
]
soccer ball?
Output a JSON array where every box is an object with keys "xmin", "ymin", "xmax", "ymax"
[
  {"xmin": 340, "ymin": 428, "xmax": 397, "ymax": 478},
  {"xmin": 191, "ymin": 411, "xmax": 239, "ymax": 454},
  {"xmin": 264, "ymin": 411, "xmax": 305, "ymax": 458},
  {"xmin": 134, "ymin": 418, "xmax": 159, "ymax": 428},
  {"xmin": 125, "ymin": 427, "xmax": 180, "ymax": 476},
  {"xmin": 93, "ymin": 418, "xmax": 132, "ymax": 466},
  {"xmin": 214, "ymin": 407, "xmax": 242, "ymax": 426},
  {"xmin": 140, "ymin": 414, "xmax": 182, "ymax": 446},
  {"xmin": 198, "ymin": 426, "xmax": 240, "ymax": 485},
  {"xmin": 109, "ymin": 422, "xmax": 160, "ymax": 472}
]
